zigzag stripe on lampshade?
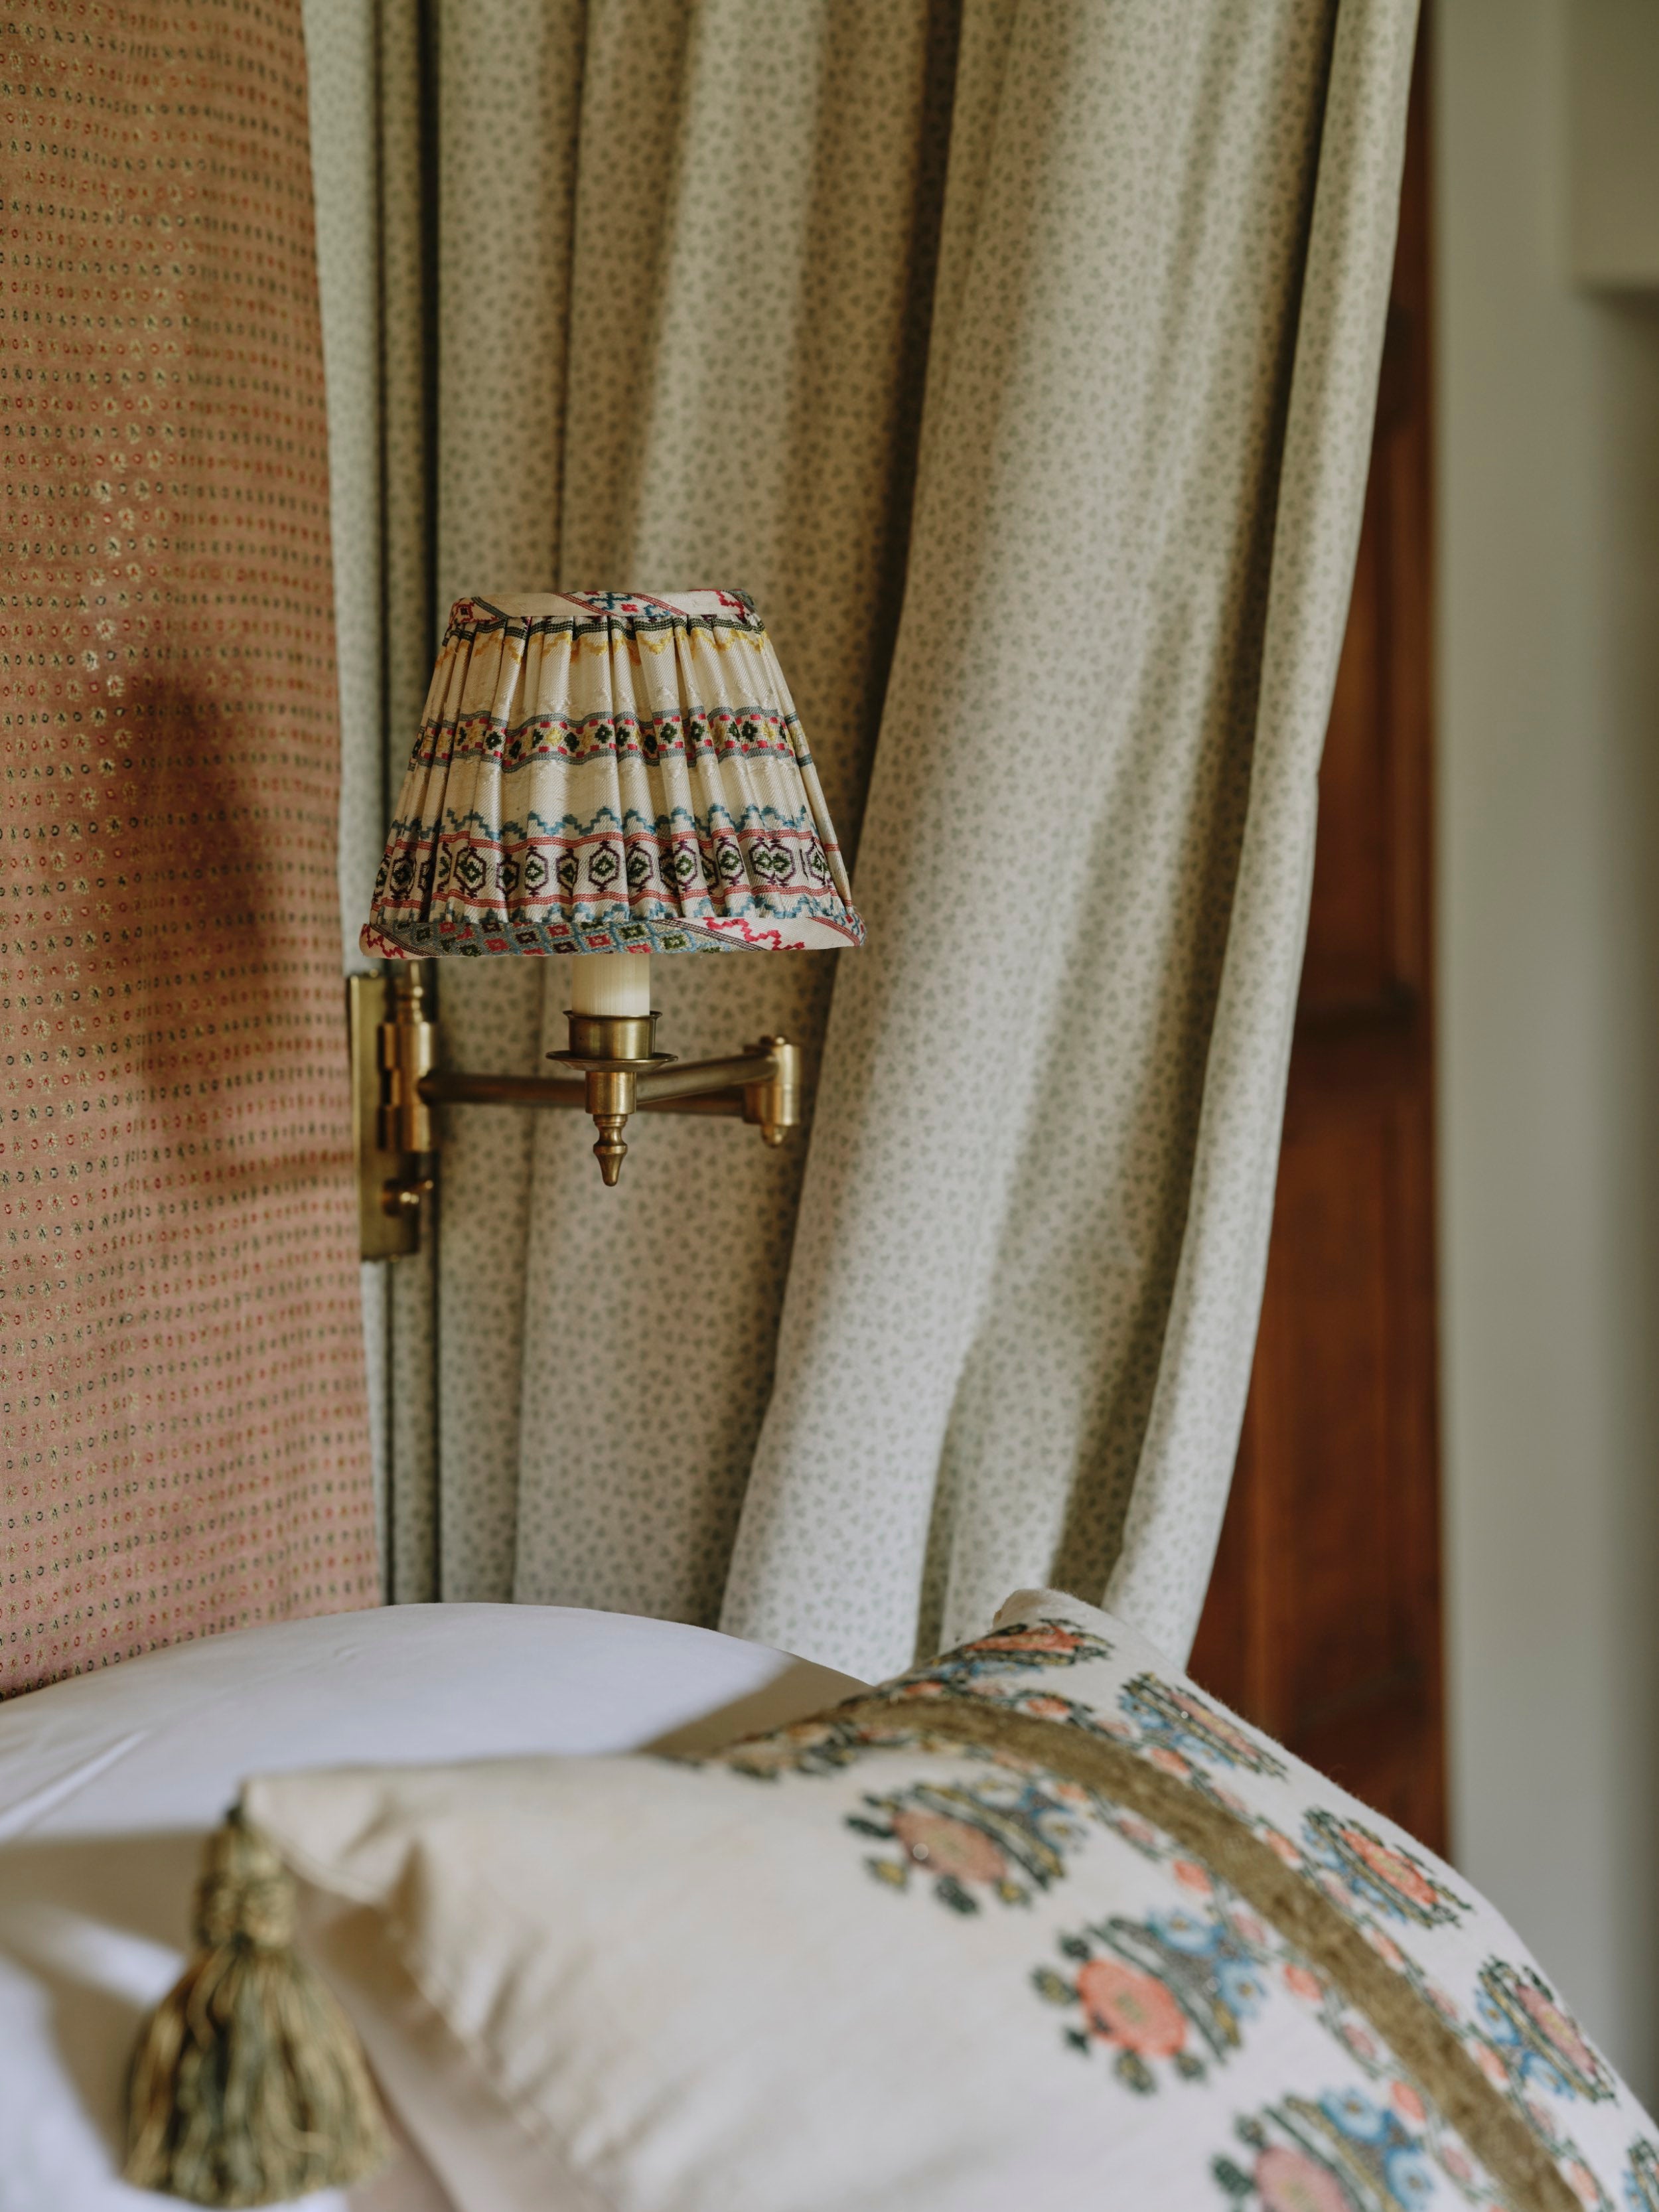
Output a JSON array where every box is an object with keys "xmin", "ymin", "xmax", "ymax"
[{"xmin": 362, "ymin": 591, "xmax": 864, "ymax": 960}]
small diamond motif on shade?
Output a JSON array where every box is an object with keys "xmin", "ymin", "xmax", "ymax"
[{"xmin": 360, "ymin": 591, "xmax": 865, "ymax": 963}]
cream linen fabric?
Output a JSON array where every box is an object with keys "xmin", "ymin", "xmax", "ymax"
[
  {"xmin": 307, "ymin": 1, "xmax": 1419, "ymax": 1670},
  {"xmin": 247, "ymin": 1589, "xmax": 1659, "ymax": 2212}
]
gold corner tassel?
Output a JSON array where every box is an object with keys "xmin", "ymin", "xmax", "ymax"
[{"xmin": 124, "ymin": 1806, "xmax": 391, "ymax": 2207}]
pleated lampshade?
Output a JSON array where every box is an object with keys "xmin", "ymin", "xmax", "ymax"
[{"xmin": 360, "ymin": 590, "xmax": 863, "ymax": 962}]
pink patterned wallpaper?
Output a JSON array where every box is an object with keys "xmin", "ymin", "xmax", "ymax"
[{"xmin": 0, "ymin": 0, "xmax": 380, "ymax": 1694}]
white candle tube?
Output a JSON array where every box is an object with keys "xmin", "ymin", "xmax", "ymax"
[{"xmin": 568, "ymin": 951, "xmax": 651, "ymax": 1016}]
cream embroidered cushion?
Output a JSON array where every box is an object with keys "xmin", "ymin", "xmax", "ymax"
[{"xmin": 248, "ymin": 1591, "xmax": 1659, "ymax": 2212}]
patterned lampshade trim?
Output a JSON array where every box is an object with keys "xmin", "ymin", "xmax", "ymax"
[{"xmin": 360, "ymin": 591, "xmax": 865, "ymax": 959}]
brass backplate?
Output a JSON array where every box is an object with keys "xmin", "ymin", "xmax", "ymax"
[{"xmin": 349, "ymin": 974, "xmax": 420, "ymax": 1260}]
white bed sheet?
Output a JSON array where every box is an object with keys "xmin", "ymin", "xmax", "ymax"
[{"xmin": 0, "ymin": 1604, "xmax": 861, "ymax": 2212}]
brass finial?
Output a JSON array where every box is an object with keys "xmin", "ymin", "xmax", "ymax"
[
  {"xmin": 581, "ymin": 1072, "xmax": 638, "ymax": 1185},
  {"xmin": 593, "ymin": 1118, "xmax": 628, "ymax": 1185}
]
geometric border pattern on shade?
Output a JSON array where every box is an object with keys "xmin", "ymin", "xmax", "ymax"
[
  {"xmin": 0, "ymin": 0, "xmax": 380, "ymax": 1694},
  {"xmin": 362, "ymin": 589, "xmax": 864, "ymax": 961}
]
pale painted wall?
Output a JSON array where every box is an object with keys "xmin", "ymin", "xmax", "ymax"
[{"xmin": 1437, "ymin": 0, "xmax": 1659, "ymax": 2097}]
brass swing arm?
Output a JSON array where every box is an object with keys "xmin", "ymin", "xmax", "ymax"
[
  {"xmin": 350, "ymin": 970, "xmax": 804, "ymax": 1259},
  {"xmin": 423, "ymin": 1053, "xmax": 782, "ymax": 1115}
]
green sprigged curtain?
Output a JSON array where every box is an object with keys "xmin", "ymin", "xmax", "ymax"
[{"xmin": 309, "ymin": 0, "xmax": 1419, "ymax": 1678}]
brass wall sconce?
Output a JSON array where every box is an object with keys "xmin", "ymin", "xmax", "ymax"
[
  {"xmin": 352, "ymin": 585, "xmax": 864, "ymax": 1259},
  {"xmin": 351, "ymin": 968, "xmax": 804, "ymax": 1259}
]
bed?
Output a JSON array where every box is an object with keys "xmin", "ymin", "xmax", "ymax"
[{"xmin": 10, "ymin": 1591, "xmax": 1654, "ymax": 2212}]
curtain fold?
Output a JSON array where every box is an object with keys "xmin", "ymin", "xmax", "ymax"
[
  {"xmin": 723, "ymin": 0, "xmax": 1422, "ymax": 1676},
  {"xmin": 1102, "ymin": 0, "xmax": 1424, "ymax": 1656},
  {"xmin": 315, "ymin": 0, "xmax": 1417, "ymax": 1675}
]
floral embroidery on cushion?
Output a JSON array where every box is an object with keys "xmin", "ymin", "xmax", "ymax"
[
  {"xmin": 1476, "ymin": 1960, "xmax": 1614, "ymax": 2104},
  {"xmin": 908, "ymin": 1678, "xmax": 1143, "ymax": 1747},
  {"xmin": 1212, "ymin": 2091, "xmax": 1469, "ymax": 2211},
  {"xmin": 699, "ymin": 1672, "xmax": 1629, "ymax": 2210},
  {"xmin": 711, "ymin": 1702, "xmax": 1094, "ymax": 1783},
  {"xmin": 713, "ymin": 1712, "xmax": 877, "ymax": 1781},
  {"xmin": 1275, "ymin": 1918, "xmax": 1613, "ymax": 2200},
  {"xmin": 1120, "ymin": 1674, "xmax": 1289, "ymax": 1778},
  {"xmin": 956, "ymin": 1619, "xmax": 1115, "ymax": 1667},
  {"xmin": 1049, "ymin": 1787, "xmax": 1550, "ymax": 2191},
  {"xmin": 1303, "ymin": 1811, "xmax": 1470, "ymax": 1930},
  {"xmin": 1033, "ymin": 1897, "xmax": 1272, "ymax": 2092},
  {"xmin": 711, "ymin": 1619, "xmax": 1112, "ymax": 1782},
  {"xmin": 1286, "ymin": 1931, "xmax": 1612, "ymax": 2199},
  {"xmin": 987, "ymin": 1684, "xmax": 1117, "ymax": 1729},
  {"xmin": 849, "ymin": 1771, "xmax": 1092, "ymax": 1911},
  {"xmin": 884, "ymin": 1618, "xmax": 1115, "ymax": 1699},
  {"xmin": 1624, "ymin": 2140, "xmax": 1659, "ymax": 2211},
  {"xmin": 709, "ymin": 1623, "xmax": 1119, "ymax": 1784}
]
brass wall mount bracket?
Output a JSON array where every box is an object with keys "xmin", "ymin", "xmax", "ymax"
[
  {"xmin": 348, "ymin": 969, "xmax": 806, "ymax": 1259},
  {"xmin": 350, "ymin": 969, "xmax": 433, "ymax": 1260}
]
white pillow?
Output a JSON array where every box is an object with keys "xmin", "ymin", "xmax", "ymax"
[
  {"xmin": 250, "ymin": 1589, "xmax": 1659, "ymax": 2212},
  {"xmin": 0, "ymin": 1602, "xmax": 861, "ymax": 2212}
]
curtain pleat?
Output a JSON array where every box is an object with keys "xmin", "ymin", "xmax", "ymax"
[
  {"xmin": 313, "ymin": 0, "xmax": 1416, "ymax": 1672},
  {"xmin": 1102, "ymin": 0, "xmax": 1423, "ymax": 1656},
  {"xmin": 721, "ymin": 0, "xmax": 1421, "ymax": 1676},
  {"xmin": 305, "ymin": 0, "xmax": 445, "ymax": 1590},
  {"xmin": 505, "ymin": 1, "xmax": 962, "ymax": 1627}
]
